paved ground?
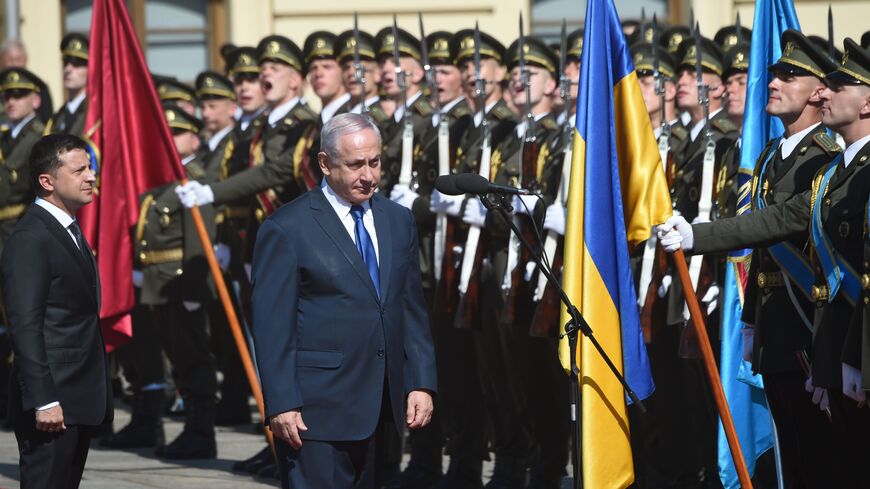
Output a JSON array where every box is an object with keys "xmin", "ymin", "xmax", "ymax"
[{"xmin": 0, "ymin": 405, "xmax": 575, "ymax": 488}]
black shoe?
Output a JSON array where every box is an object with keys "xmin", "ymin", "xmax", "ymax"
[
  {"xmin": 431, "ymin": 459, "xmax": 483, "ymax": 489},
  {"xmin": 155, "ymin": 429, "xmax": 217, "ymax": 459},
  {"xmin": 255, "ymin": 462, "xmax": 279, "ymax": 479},
  {"xmin": 232, "ymin": 445, "xmax": 274, "ymax": 474},
  {"xmin": 100, "ymin": 419, "xmax": 164, "ymax": 449},
  {"xmin": 215, "ymin": 399, "xmax": 251, "ymax": 426},
  {"xmin": 484, "ymin": 456, "xmax": 526, "ymax": 489},
  {"xmin": 387, "ymin": 466, "xmax": 442, "ymax": 489}
]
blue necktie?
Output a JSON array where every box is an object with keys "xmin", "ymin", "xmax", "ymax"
[{"xmin": 350, "ymin": 205, "xmax": 381, "ymax": 298}]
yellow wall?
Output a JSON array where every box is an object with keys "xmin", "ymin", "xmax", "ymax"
[{"xmin": 19, "ymin": 1, "xmax": 63, "ymax": 110}]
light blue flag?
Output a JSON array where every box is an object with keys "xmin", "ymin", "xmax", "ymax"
[{"xmin": 717, "ymin": 0, "xmax": 801, "ymax": 487}]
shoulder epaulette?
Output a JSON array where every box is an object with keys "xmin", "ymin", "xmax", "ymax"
[
  {"xmin": 712, "ymin": 117, "xmax": 737, "ymax": 134},
  {"xmin": 670, "ymin": 124, "xmax": 688, "ymax": 141},
  {"xmin": 452, "ymin": 104, "xmax": 472, "ymax": 120},
  {"xmin": 367, "ymin": 105, "xmax": 389, "ymax": 124},
  {"xmin": 0, "ymin": 124, "xmax": 9, "ymax": 132},
  {"xmin": 185, "ymin": 160, "xmax": 207, "ymax": 180},
  {"xmin": 288, "ymin": 103, "xmax": 317, "ymax": 124},
  {"xmin": 812, "ymin": 132, "xmax": 842, "ymax": 157},
  {"xmin": 539, "ymin": 116, "xmax": 558, "ymax": 132},
  {"xmin": 29, "ymin": 120, "xmax": 45, "ymax": 135},
  {"xmin": 490, "ymin": 104, "xmax": 515, "ymax": 121},
  {"xmin": 414, "ymin": 98, "xmax": 435, "ymax": 117}
]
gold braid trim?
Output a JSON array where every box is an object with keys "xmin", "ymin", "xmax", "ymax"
[
  {"xmin": 220, "ymin": 139, "xmax": 235, "ymax": 181},
  {"xmin": 135, "ymin": 195, "xmax": 154, "ymax": 244}
]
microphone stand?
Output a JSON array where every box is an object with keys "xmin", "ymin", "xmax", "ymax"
[{"xmin": 478, "ymin": 192, "xmax": 645, "ymax": 489}]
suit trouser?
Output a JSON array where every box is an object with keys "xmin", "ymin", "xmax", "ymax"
[
  {"xmin": 117, "ymin": 298, "xmax": 167, "ymax": 390},
  {"xmin": 828, "ymin": 390, "xmax": 870, "ymax": 489},
  {"xmin": 152, "ymin": 303, "xmax": 217, "ymax": 400},
  {"xmin": 764, "ymin": 370, "xmax": 840, "ymax": 489},
  {"xmin": 15, "ymin": 418, "xmax": 92, "ymax": 489}
]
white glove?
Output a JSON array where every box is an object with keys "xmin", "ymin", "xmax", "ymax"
[
  {"xmin": 429, "ymin": 190, "xmax": 464, "ymax": 217},
  {"xmin": 513, "ymin": 195, "xmax": 539, "ymax": 215},
  {"xmin": 214, "ymin": 243, "xmax": 231, "ymax": 270},
  {"xmin": 657, "ymin": 275, "xmax": 672, "ymax": 298},
  {"xmin": 741, "ymin": 327, "xmax": 754, "ymax": 362},
  {"xmin": 842, "ymin": 363, "xmax": 867, "ymax": 404},
  {"xmin": 462, "ymin": 197, "xmax": 487, "ymax": 227},
  {"xmin": 805, "ymin": 376, "xmax": 830, "ymax": 412},
  {"xmin": 524, "ymin": 261, "xmax": 537, "ymax": 282},
  {"xmin": 543, "ymin": 204, "xmax": 566, "ymax": 236},
  {"xmin": 182, "ymin": 301, "xmax": 202, "ymax": 312},
  {"xmin": 701, "ymin": 284, "xmax": 719, "ymax": 315},
  {"xmin": 244, "ymin": 263, "xmax": 253, "ymax": 282},
  {"xmin": 175, "ymin": 181, "xmax": 214, "ymax": 208},
  {"xmin": 656, "ymin": 215, "xmax": 693, "ymax": 252},
  {"xmin": 132, "ymin": 270, "xmax": 144, "ymax": 288},
  {"xmin": 389, "ymin": 184, "xmax": 419, "ymax": 210}
]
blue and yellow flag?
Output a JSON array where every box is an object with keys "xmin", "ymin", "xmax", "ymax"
[{"xmin": 557, "ymin": 0, "xmax": 671, "ymax": 485}]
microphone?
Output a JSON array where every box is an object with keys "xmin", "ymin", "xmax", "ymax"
[{"xmin": 435, "ymin": 173, "xmax": 530, "ymax": 196}]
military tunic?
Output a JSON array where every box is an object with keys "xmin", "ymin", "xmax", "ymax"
[
  {"xmin": 44, "ymin": 98, "xmax": 88, "ymax": 137},
  {"xmin": 0, "ymin": 117, "xmax": 45, "ymax": 252}
]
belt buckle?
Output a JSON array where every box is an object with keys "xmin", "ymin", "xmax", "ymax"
[{"xmin": 811, "ymin": 284, "xmax": 829, "ymax": 302}]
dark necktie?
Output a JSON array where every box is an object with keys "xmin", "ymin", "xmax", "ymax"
[
  {"xmin": 68, "ymin": 221, "xmax": 91, "ymax": 262},
  {"xmin": 350, "ymin": 205, "xmax": 381, "ymax": 298}
]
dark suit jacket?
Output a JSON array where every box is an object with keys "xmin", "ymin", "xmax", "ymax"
[
  {"xmin": 0, "ymin": 204, "xmax": 112, "ymax": 426},
  {"xmin": 250, "ymin": 189, "xmax": 437, "ymax": 441}
]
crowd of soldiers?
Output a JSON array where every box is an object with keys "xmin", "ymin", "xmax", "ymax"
[{"xmin": 0, "ymin": 11, "xmax": 867, "ymax": 489}]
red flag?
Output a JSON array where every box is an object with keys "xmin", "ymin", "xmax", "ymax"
[{"xmin": 80, "ymin": 0, "xmax": 185, "ymax": 351}]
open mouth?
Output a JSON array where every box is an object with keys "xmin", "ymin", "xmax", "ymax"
[{"xmin": 262, "ymin": 80, "xmax": 273, "ymax": 92}]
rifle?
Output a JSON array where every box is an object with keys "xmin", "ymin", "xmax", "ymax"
[
  {"xmin": 353, "ymin": 12, "xmax": 368, "ymax": 116},
  {"xmin": 393, "ymin": 15, "xmax": 415, "ymax": 190},
  {"xmin": 827, "ymin": 6, "xmax": 835, "ymax": 62},
  {"xmin": 420, "ymin": 13, "xmax": 451, "ymax": 285},
  {"xmin": 501, "ymin": 12, "xmax": 541, "ymax": 327},
  {"xmin": 455, "ymin": 22, "xmax": 491, "ymax": 327},
  {"xmin": 530, "ymin": 18, "xmax": 570, "ymax": 337}
]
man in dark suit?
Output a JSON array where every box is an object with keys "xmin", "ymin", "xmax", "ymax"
[
  {"xmin": 250, "ymin": 112, "xmax": 437, "ymax": 489},
  {"xmin": 1, "ymin": 134, "xmax": 112, "ymax": 488}
]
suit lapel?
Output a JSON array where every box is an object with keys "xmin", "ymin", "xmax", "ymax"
[
  {"xmin": 371, "ymin": 195, "xmax": 392, "ymax": 301},
  {"xmin": 31, "ymin": 206, "xmax": 97, "ymax": 301},
  {"xmin": 309, "ymin": 190, "xmax": 380, "ymax": 302}
]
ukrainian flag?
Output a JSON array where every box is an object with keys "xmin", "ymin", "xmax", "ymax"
[{"xmin": 557, "ymin": 0, "xmax": 672, "ymax": 485}]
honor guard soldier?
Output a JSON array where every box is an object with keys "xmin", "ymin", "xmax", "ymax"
[
  {"xmin": 390, "ymin": 28, "xmax": 475, "ymax": 489},
  {"xmin": 376, "ymin": 24, "xmax": 435, "ymax": 199},
  {"xmin": 194, "ymin": 70, "xmax": 253, "ymax": 426},
  {"xmin": 659, "ymin": 25, "xmax": 693, "ymax": 58},
  {"xmin": 156, "ymin": 77, "xmax": 197, "ymax": 116},
  {"xmin": 226, "ymin": 46, "xmax": 267, "ymax": 139},
  {"xmin": 474, "ymin": 34, "xmax": 563, "ymax": 488},
  {"xmin": 304, "ymin": 31, "xmax": 351, "ymax": 127},
  {"xmin": 714, "ymin": 23, "xmax": 753, "ymax": 54},
  {"xmin": 45, "ymin": 33, "xmax": 88, "ymax": 136},
  {"xmin": 659, "ymin": 37, "xmax": 870, "ymax": 489},
  {"xmin": 0, "ymin": 68, "xmax": 45, "ymax": 250},
  {"xmin": 335, "ymin": 28, "xmax": 389, "ymax": 122},
  {"xmin": 662, "ymin": 32, "xmax": 739, "ymax": 486},
  {"xmin": 717, "ymin": 33, "xmax": 751, "ymax": 220},
  {"xmin": 139, "ymin": 105, "xmax": 219, "ymax": 460}
]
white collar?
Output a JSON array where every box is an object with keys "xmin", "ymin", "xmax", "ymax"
[
  {"xmin": 181, "ymin": 154, "xmax": 197, "ymax": 166},
  {"xmin": 66, "ymin": 92, "xmax": 86, "ymax": 114},
  {"xmin": 393, "ymin": 91, "xmax": 423, "ymax": 123},
  {"xmin": 321, "ymin": 178, "xmax": 371, "ymax": 215},
  {"xmin": 844, "ymin": 134, "xmax": 870, "ymax": 168},
  {"xmin": 208, "ymin": 124, "xmax": 234, "ymax": 152},
  {"xmin": 432, "ymin": 96, "xmax": 466, "ymax": 126},
  {"xmin": 689, "ymin": 107, "xmax": 723, "ymax": 142},
  {"xmin": 350, "ymin": 95, "xmax": 380, "ymax": 115},
  {"xmin": 10, "ymin": 112, "xmax": 35, "ymax": 139},
  {"xmin": 680, "ymin": 111, "xmax": 692, "ymax": 127},
  {"xmin": 515, "ymin": 112, "xmax": 550, "ymax": 138},
  {"xmin": 267, "ymin": 97, "xmax": 300, "ymax": 127},
  {"xmin": 778, "ymin": 122, "xmax": 821, "ymax": 160},
  {"xmin": 239, "ymin": 106, "xmax": 265, "ymax": 131},
  {"xmin": 321, "ymin": 92, "xmax": 351, "ymax": 124},
  {"xmin": 473, "ymin": 100, "xmax": 500, "ymax": 127},
  {"xmin": 35, "ymin": 197, "xmax": 75, "ymax": 228}
]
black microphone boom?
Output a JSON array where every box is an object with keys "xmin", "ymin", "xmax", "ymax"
[
  {"xmin": 458, "ymin": 173, "xmax": 530, "ymax": 195},
  {"xmin": 434, "ymin": 175, "xmax": 464, "ymax": 196}
]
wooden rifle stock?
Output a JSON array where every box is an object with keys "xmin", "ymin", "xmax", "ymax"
[
  {"xmin": 436, "ymin": 216, "xmax": 461, "ymax": 314},
  {"xmin": 529, "ymin": 235, "xmax": 563, "ymax": 337},
  {"xmin": 455, "ymin": 236, "xmax": 485, "ymax": 329}
]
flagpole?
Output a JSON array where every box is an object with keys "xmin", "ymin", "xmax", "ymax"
[
  {"xmin": 185, "ymin": 186, "xmax": 275, "ymax": 455},
  {"xmin": 672, "ymin": 249, "xmax": 752, "ymax": 488}
]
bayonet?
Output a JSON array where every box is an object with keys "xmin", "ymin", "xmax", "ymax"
[
  {"xmin": 736, "ymin": 12, "xmax": 743, "ymax": 46},
  {"xmin": 392, "ymin": 15, "xmax": 415, "ymax": 189},
  {"xmin": 652, "ymin": 14, "xmax": 669, "ymax": 145},
  {"xmin": 518, "ymin": 12, "xmax": 535, "ymax": 144},
  {"xmin": 391, "ymin": 15, "xmax": 408, "ymax": 125},
  {"xmin": 694, "ymin": 22, "xmax": 711, "ymax": 144},
  {"xmin": 827, "ymin": 5, "xmax": 835, "ymax": 61},
  {"xmin": 473, "ymin": 21, "xmax": 489, "ymax": 138},
  {"xmin": 353, "ymin": 12, "xmax": 368, "ymax": 115},
  {"xmin": 418, "ymin": 12, "xmax": 442, "ymax": 116}
]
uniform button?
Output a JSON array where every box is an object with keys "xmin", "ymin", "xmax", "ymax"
[
  {"xmin": 824, "ymin": 198, "xmax": 831, "ymax": 206},
  {"xmin": 380, "ymin": 307, "xmax": 385, "ymax": 315},
  {"xmin": 377, "ymin": 349, "xmax": 385, "ymax": 358}
]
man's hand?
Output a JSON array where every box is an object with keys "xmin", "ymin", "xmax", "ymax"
[
  {"xmin": 543, "ymin": 204, "xmax": 566, "ymax": 236},
  {"xmin": 842, "ymin": 363, "xmax": 867, "ymax": 405},
  {"xmin": 701, "ymin": 284, "xmax": 720, "ymax": 315},
  {"xmin": 214, "ymin": 243, "xmax": 231, "ymax": 270},
  {"xmin": 389, "ymin": 184, "xmax": 419, "ymax": 210},
  {"xmin": 406, "ymin": 390, "xmax": 433, "ymax": 430},
  {"xmin": 429, "ymin": 191, "xmax": 464, "ymax": 217},
  {"xmin": 656, "ymin": 215, "xmax": 694, "ymax": 252},
  {"xmin": 269, "ymin": 409, "xmax": 308, "ymax": 449},
  {"xmin": 35, "ymin": 404, "xmax": 66, "ymax": 433},
  {"xmin": 175, "ymin": 181, "xmax": 215, "ymax": 208},
  {"xmin": 462, "ymin": 197, "xmax": 487, "ymax": 227},
  {"xmin": 804, "ymin": 376, "xmax": 830, "ymax": 412}
]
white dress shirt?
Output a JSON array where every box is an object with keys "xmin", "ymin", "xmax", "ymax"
[
  {"xmin": 10, "ymin": 113, "xmax": 36, "ymax": 139},
  {"xmin": 432, "ymin": 96, "xmax": 466, "ymax": 127},
  {"xmin": 66, "ymin": 92, "xmax": 86, "ymax": 115},
  {"xmin": 207, "ymin": 125, "xmax": 234, "ymax": 153},
  {"xmin": 689, "ymin": 108, "xmax": 723, "ymax": 142},
  {"xmin": 321, "ymin": 179, "xmax": 380, "ymax": 264},
  {"xmin": 779, "ymin": 122, "xmax": 821, "ymax": 159},
  {"xmin": 515, "ymin": 112, "xmax": 551, "ymax": 139},
  {"xmin": 267, "ymin": 97, "xmax": 300, "ymax": 127},
  {"xmin": 393, "ymin": 91, "xmax": 423, "ymax": 123},
  {"xmin": 473, "ymin": 101, "xmax": 499, "ymax": 127},
  {"xmin": 844, "ymin": 134, "xmax": 870, "ymax": 168},
  {"xmin": 321, "ymin": 93, "xmax": 351, "ymax": 125},
  {"xmin": 350, "ymin": 96, "xmax": 381, "ymax": 115}
]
